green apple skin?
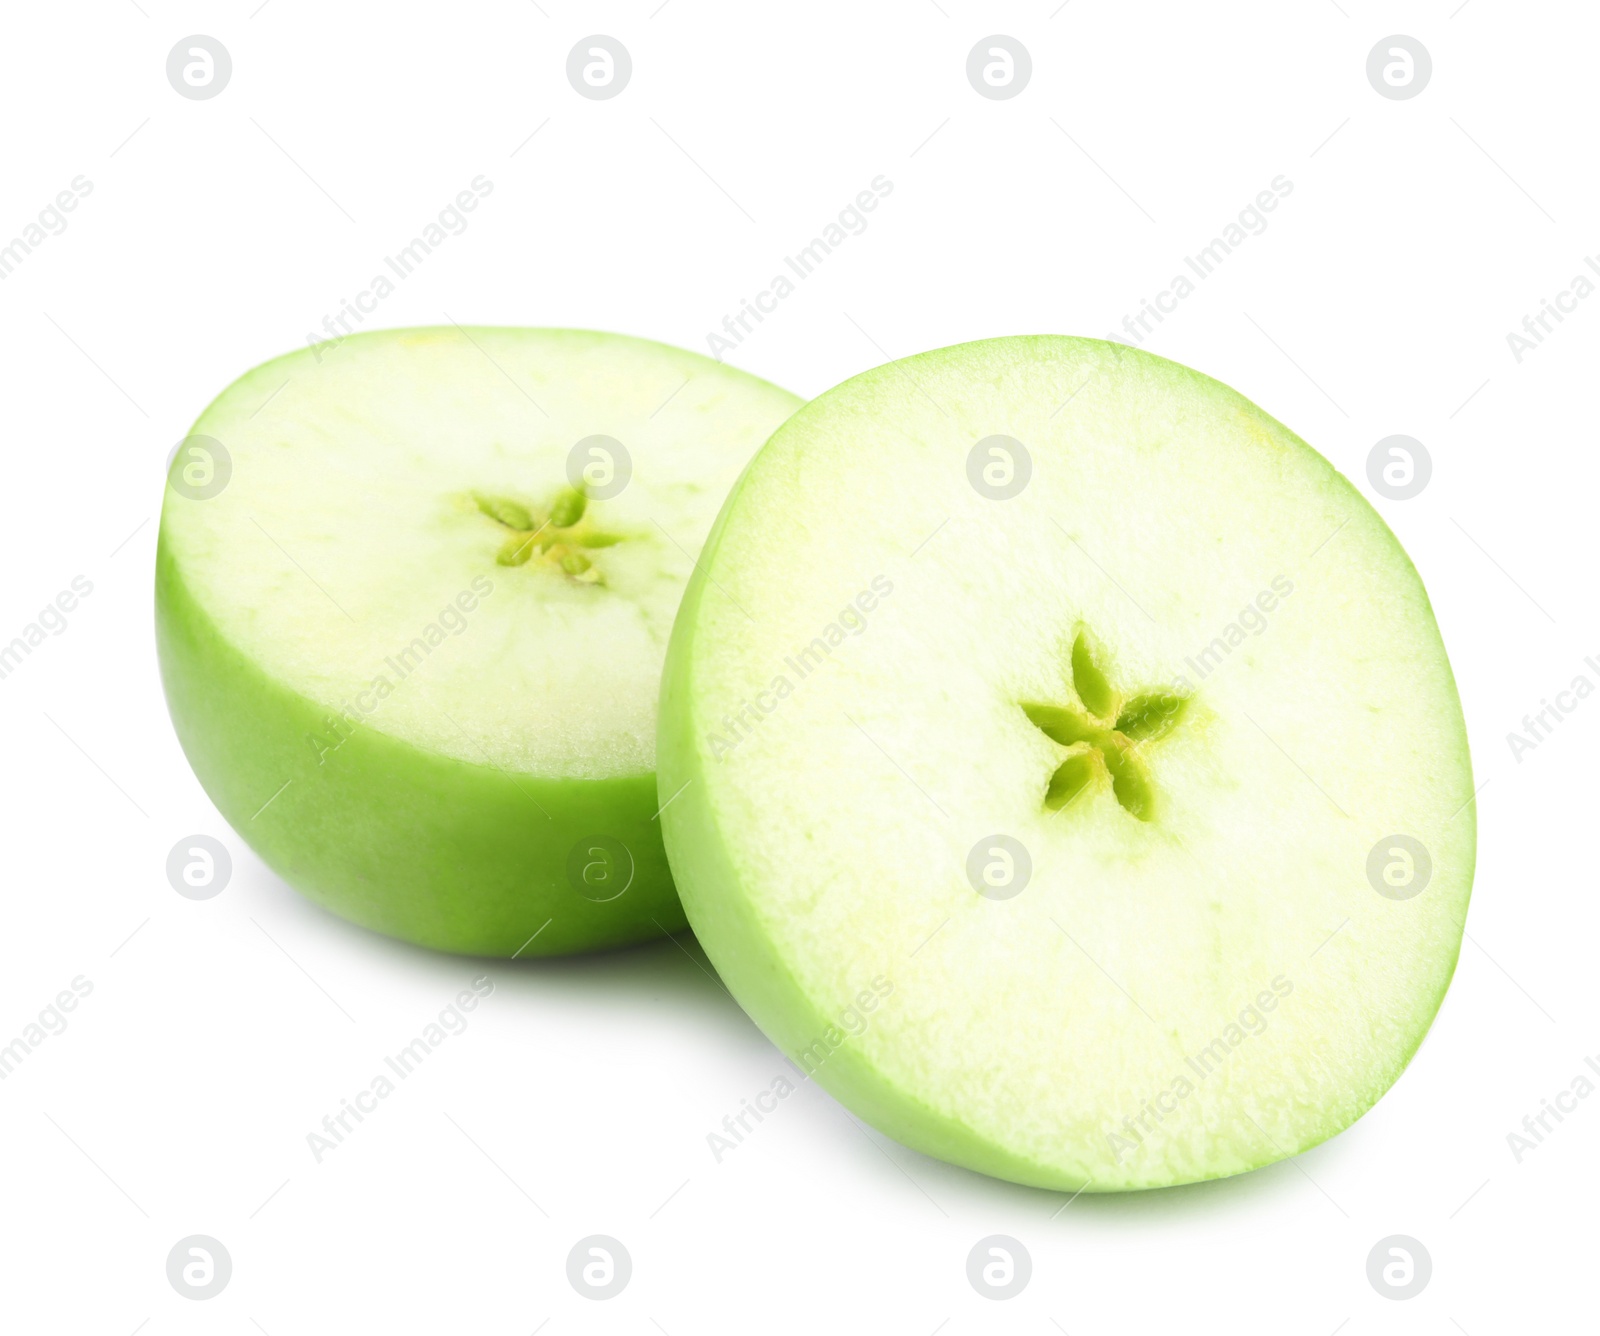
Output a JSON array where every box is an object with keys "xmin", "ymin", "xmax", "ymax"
[{"xmin": 158, "ymin": 540, "xmax": 683, "ymax": 957}]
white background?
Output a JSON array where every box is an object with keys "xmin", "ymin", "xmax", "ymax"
[{"xmin": 0, "ymin": 2, "xmax": 1593, "ymax": 1332}]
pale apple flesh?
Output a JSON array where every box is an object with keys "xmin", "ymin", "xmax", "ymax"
[
  {"xmin": 157, "ymin": 326, "xmax": 801, "ymax": 956},
  {"xmin": 658, "ymin": 335, "xmax": 1474, "ymax": 1190}
]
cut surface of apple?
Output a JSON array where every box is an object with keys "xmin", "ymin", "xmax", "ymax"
[
  {"xmin": 658, "ymin": 335, "xmax": 1474, "ymax": 1190},
  {"xmin": 158, "ymin": 326, "xmax": 800, "ymax": 955}
]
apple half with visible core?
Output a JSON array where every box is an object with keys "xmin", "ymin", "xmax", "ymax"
[
  {"xmin": 157, "ymin": 327, "xmax": 800, "ymax": 956},
  {"xmin": 658, "ymin": 336, "xmax": 1474, "ymax": 1190}
]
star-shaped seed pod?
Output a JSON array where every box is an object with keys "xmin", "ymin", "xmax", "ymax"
[
  {"xmin": 474, "ymin": 485, "xmax": 624, "ymax": 583},
  {"xmin": 1021, "ymin": 631, "xmax": 1187, "ymax": 821}
]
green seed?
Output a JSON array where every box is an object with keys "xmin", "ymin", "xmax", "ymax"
[
  {"xmin": 559, "ymin": 551, "xmax": 592, "ymax": 575},
  {"xmin": 496, "ymin": 533, "xmax": 536, "ymax": 566},
  {"xmin": 1044, "ymin": 748, "xmax": 1099, "ymax": 811},
  {"xmin": 476, "ymin": 494, "xmax": 534, "ymax": 530},
  {"xmin": 549, "ymin": 487, "xmax": 587, "ymax": 528},
  {"xmin": 1022, "ymin": 702, "xmax": 1103, "ymax": 747},
  {"xmin": 576, "ymin": 531, "xmax": 623, "ymax": 548},
  {"xmin": 1100, "ymin": 740, "xmax": 1155, "ymax": 821},
  {"xmin": 1071, "ymin": 632, "xmax": 1117, "ymax": 719},
  {"xmin": 1114, "ymin": 692, "xmax": 1188, "ymax": 742}
]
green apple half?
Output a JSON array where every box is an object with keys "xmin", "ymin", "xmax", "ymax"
[
  {"xmin": 157, "ymin": 326, "xmax": 800, "ymax": 956},
  {"xmin": 658, "ymin": 336, "xmax": 1474, "ymax": 1190}
]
